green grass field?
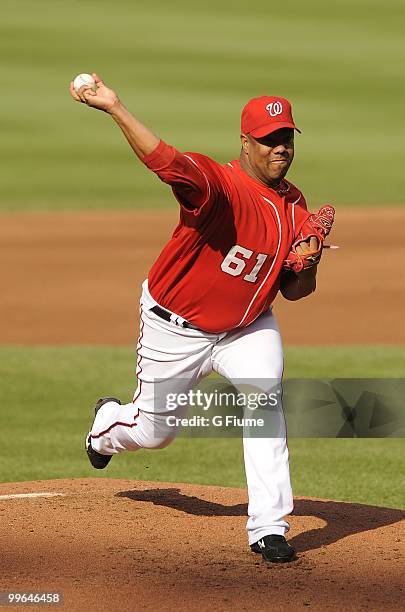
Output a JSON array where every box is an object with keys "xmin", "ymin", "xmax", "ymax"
[
  {"xmin": 1, "ymin": 0, "xmax": 405, "ymax": 211},
  {"xmin": 1, "ymin": 345, "xmax": 404, "ymax": 509}
]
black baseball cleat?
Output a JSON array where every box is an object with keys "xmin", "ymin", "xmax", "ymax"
[
  {"xmin": 251, "ymin": 535, "xmax": 296, "ymax": 563},
  {"xmin": 85, "ymin": 397, "xmax": 121, "ymax": 470}
]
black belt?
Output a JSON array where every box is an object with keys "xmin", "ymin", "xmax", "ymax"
[{"xmin": 151, "ymin": 305, "xmax": 202, "ymax": 331}]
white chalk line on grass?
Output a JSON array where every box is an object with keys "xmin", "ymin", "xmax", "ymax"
[{"xmin": 0, "ymin": 492, "xmax": 65, "ymax": 500}]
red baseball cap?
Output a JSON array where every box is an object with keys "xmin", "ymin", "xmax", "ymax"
[{"xmin": 241, "ymin": 96, "xmax": 301, "ymax": 138}]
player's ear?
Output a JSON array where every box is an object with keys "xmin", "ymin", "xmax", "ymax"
[{"xmin": 240, "ymin": 133, "xmax": 249, "ymax": 155}]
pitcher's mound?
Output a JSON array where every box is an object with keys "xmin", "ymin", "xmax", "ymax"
[{"xmin": 0, "ymin": 478, "xmax": 403, "ymax": 611}]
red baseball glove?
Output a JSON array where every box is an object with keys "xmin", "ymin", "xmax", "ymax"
[{"xmin": 283, "ymin": 205, "xmax": 335, "ymax": 273}]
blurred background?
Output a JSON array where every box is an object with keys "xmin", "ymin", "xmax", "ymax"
[
  {"xmin": 1, "ymin": 0, "xmax": 405, "ymax": 210},
  {"xmin": 0, "ymin": 0, "xmax": 404, "ymax": 509}
]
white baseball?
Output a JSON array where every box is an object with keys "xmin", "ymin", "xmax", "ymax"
[{"xmin": 73, "ymin": 73, "xmax": 96, "ymax": 93}]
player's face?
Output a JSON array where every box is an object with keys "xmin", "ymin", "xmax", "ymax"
[{"xmin": 241, "ymin": 128, "xmax": 295, "ymax": 187}]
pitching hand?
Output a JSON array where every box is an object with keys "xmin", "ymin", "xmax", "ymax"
[{"xmin": 69, "ymin": 73, "xmax": 120, "ymax": 113}]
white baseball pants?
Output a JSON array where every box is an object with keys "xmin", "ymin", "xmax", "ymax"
[{"xmin": 90, "ymin": 292, "xmax": 293, "ymax": 545}]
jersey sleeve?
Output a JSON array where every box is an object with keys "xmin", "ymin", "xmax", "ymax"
[
  {"xmin": 291, "ymin": 193, "xmax": 312, "ymax": 238},
  {"xmin": 141, "ymin": 140, "xmax": 228, "ymax": 221}
]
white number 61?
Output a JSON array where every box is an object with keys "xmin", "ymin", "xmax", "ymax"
[{"xmin": 221, "ymin": 245, "xmax": 268, "ymax": 283}]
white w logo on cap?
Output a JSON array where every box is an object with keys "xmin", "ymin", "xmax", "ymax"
[{"xmin": 266, "ymin": 101, "xmax": 283, "ymax": 117}]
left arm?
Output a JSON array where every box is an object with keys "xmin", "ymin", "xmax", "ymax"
[
  {"xmin": 280, "ymin": 267, "xmax": 317, "ymax": 301},
  {"xmin": 280, "ymin": 235, "xmax": 319, "ymax": 301}
]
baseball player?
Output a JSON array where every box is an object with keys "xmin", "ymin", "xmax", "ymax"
[{"xmin": 70, "ymin": 74, "xmax": 334, "ymax": 563}]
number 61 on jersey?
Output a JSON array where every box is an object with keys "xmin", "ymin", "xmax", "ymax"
[{"xmin": 221, "ymin": 245, "xmax": 268, "ymax": 283}]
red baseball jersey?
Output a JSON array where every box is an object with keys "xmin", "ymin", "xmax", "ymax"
[{"xmin": 142, "ymin": 140, "xmax": 311, "ymax": 333}]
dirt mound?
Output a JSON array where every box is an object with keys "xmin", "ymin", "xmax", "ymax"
[
  {"xmin": 0, "ymin": 478, "xmax": 403, "ymax": 610},
  {"xmin": 0, "ymin": 207, "xmax": 404, "ymax": 345}
]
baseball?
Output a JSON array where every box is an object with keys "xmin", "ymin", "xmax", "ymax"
[{"xmin": 73, "ymin": 73, "xmax": 96, "ymax": 94}]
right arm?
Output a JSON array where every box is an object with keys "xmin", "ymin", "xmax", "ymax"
[
  {"xmin": 69, "ymin": 74, "xmax": 225, "ymax": 213},
  {"xmin": 69, "ymin": 73, "xmax": 159, "ymax": 158}
]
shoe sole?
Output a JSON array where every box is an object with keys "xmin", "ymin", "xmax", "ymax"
[
  {"xmin": 251, "ymin": 542, "xmax": 296, "ymax": 563},
  {"xmin": 262, "ymin": 553, "xmax": 297, "ymax": 563}
]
